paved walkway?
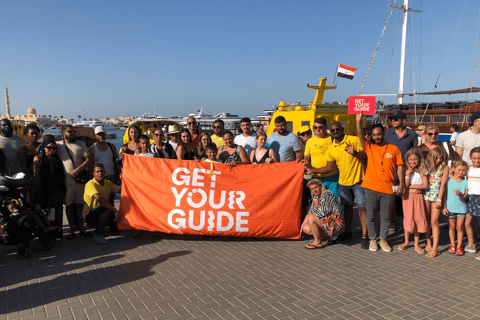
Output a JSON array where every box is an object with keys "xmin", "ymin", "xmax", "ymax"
[{"xmin": 2, "ymin": 207, "xmax": 480, "ymax": 320}]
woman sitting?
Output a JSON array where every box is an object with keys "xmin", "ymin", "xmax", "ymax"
[
  {"xmin": 194, "ymin": 132, "xmax": 212, "ymax": 161},
  {"xmin": 250, "ymin": 131, "xmax": 277, "ymax": 164},
  {"xmin": 218, "ymin": 131, "xmax": 250, "ymax": 166},
  {"xmin": 300, "ymin": 179, "xmax": 344, "ymax": 249},
  {"xmin": 176, "ymin": 129, "xmax": 195, "ymax": 160}
]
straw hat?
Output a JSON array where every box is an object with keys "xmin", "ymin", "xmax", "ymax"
[{"xmin": 168, "ymin": 125, "xmax": 180, "ymax": 134}]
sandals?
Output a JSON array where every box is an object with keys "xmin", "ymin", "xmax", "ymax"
[
  {"xmin": 415, "ymin": 247, "xmax": 425, "ymax": 254},
  {"xmin": 305, "ymin": 243, "xmax": 323, "ymax": 250},
  {"xmin": 448, "ymin": 245, "xmax": 456, "ymax": 253},
  {"xmin": 455, "ymin": 247, "xmax": 464, "ymax": 256},
  {"xmin": 426, "ymin": 252, "xmax": 441, "ymax": 258},
  {"xmin": 398, "ymin": 244, "xmax": 409, "ymax": 250}
]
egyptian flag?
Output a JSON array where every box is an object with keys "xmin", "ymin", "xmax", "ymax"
[{"xmin": 336, "ymin": 63, "xmax": 357, "ymax": 80}]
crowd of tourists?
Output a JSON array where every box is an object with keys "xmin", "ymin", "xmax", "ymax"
[{"xmin": 1, "ymin": 110, "xmax": 480, "ymax": 259}]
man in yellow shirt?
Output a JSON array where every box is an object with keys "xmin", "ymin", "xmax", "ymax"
[
  {"xmin": 211, "ymin": 119, "xmax": 225, "ymax": 148},
  {"xmin": 304, "ymin": 117, "xmax": 339, "ymax": 196},
  {"xmin": 307, "ymin": 122, "xmax": 368, "ymax": 249},
  {"xmin": 83, "ymin": 163, "xmax": 121, "ymax": 245}
]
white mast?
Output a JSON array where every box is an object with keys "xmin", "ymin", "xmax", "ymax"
[{"xmin": 390, "ymin": 1, "xmax": 420, "ymax": 104}]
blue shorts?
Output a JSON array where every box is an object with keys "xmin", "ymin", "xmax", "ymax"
[
  {"xmin": 318, "ymin": 175, "xmax": 339, "ymax": 197},
  {"xmin": 448, "ymin": 212, "xmax": 466, "ymax": 219},
  {"xmin": 339, "ymin": 182, "xmax": 365, "ymax": 208}
]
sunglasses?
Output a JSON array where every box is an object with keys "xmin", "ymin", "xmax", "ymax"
[
  {"xmin": 96, "ymin": 132, "xmax": 106, "ymax": 135},
  {"xmin": 45, "ymin": 146, "xmax": 57, "ymax": 150},
  {"xmin": 64, "ymin": 130, "xmax": 76, "ymax": 134},
  {"xmin": 391, "ymin": 118, "xmax": 402, "ymax": 121},
  {"xmin": 188, "ymin": 122, "xmax": 196, "ymax": 125},
  {"xmin": 299, "ymin": 132, "xmax": 309, "ymax": 137},
  {"xmin": 153, "ymin": 133, "xmax": 163, "ymax": 136},
  {"xmin": 213, "ymin": 126, "xmax": 222, "ymax": 129},
  {"xmin": 427, "ymin": 132, "xmax": 439, "ymax": 136},
  {"xmin": 330, "ymin": 128, "xmax": 342, "ymax": 132},
  {"xmin": 313, "ymin": 126, "xmax": 324, "ymax": 130}
]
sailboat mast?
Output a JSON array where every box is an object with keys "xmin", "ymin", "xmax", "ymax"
[
  {"xmin": 390, "ymin": 1, "xmax": 420, "ymax": 105},
  {"xmin": 398, "ymin": 0, "xmax": 409, "ymax": 105}
]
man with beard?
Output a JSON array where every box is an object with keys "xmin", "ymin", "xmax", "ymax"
[
  {"xmin": 306, "ymin": 122, "xmax": 368, "ymax": 247},
  {"xmin": 211, "ymin": 119, "xmax": 225, "ymax": 149},
  {"xmin": 57, "ymin": 125, "xmax": 91, "ymax": 240},
  {"xmin": 356, "ymin": 112, "xmax": 405, "ymax": 252},
  {"xmin": 89, "ymin": 126, "xmax": 120, "ymax": 185},
  {"xmin": 266, "ymin": 116, "xmax": 303, "ymax": 162},
  {"xmin": 234, "ymin": 117, "xmax": 257, "ymax": 156},
  {"xmin": 0, "ymin": 118, "xmax": 26, "ymax": 175},
  {"xmin": 385, "ymin": 111, "xmax": 418, "ymax": 232}
]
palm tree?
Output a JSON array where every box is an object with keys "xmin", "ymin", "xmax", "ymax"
[
  {"xmin": 70, "ymin": 118, "xmax": 74, "ymax": 123},
  {"xmin": 78, "ymin": 115, "xmax": 81, "ymax": 121}
]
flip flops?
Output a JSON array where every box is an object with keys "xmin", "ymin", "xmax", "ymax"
[
  {"xmin": 305, "ymin": 244, "xmax": 323, "ymax": 250},
  {"xmin": 398, "ymin": 244, "xmax": 409, "ymax": 250},
  {"xmin": 426, "ymin": 252, "xmax": 441, "ymax": 258},
  {"xmin": 415, "ymin": 247, "xmax": 425, "ymax": 254}
]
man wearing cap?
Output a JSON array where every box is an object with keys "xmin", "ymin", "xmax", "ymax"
[
  {"xmin": 234, "ymin": 117, "xmax": 257, "ymax": 156},
  {"xmin": 211, "ymin": 119, "xmax": 225, "ymax": 149},
  {"xmin": 384, "ymin": 111, "xmax": 418, "ymax": 231},
  {"xmin": 166, "ymin": 125, "xmax": 180, "ymax": 159},
  {"xmin": 89, "ymin": 126, "xmax": 120, "ymax": 185},
  {"xmin": 304, "ymin": 117, "xmax": 339, "ymax": 196},
  {"xmin": 456, "ymin": 111, "xmax": 480, "ymax": 165}
]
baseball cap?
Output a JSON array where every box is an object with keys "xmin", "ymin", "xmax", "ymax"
[
  {"xmin": 298, "ymin": 125, "xmax": 310, "ymax": 134},
  {"xmin": 94, "ymin": 126, "xmax": 106, "ymax": 134},
  {"xmin": 471, "ymin": 111, "xmax": 480, "ymax": 126},
  {"xmin": 388, "ymin": 111, "xmax": 406, "ymax": 120}
]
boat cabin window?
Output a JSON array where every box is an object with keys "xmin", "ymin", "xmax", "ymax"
[
  {"xmin": 301, "ymin": 121, "xmax": 310, "ymax": 127},
  {"xmin": 450, "ymin": 115, "xmax": 465, "ymax": 123},
  {"xmin": 286, "ymin": 121, "xmax": 293, "ymax": 132},
  {"xmin": 433, "ymin": 116, "xmax": 448, "ymax": 123},
  {"xmin": 405, "ymin": 116, "xmax": 416, "ymax": 123},
  {"xmin": 467, "ymin": 116, "xmax": 472, "ymax": 124},
  {"xmin": 418, "ymin": 116, "xmax": 431, "ymax": 123}
]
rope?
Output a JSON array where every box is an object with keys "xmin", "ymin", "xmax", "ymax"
[{"xmin": 359, "ymin": 2, "xmax": 396, "ymax": 94}]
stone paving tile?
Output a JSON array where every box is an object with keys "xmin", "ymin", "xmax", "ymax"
[{"xmin": 3, "ymin": 213, "xmax": 480, "ymax": 320}]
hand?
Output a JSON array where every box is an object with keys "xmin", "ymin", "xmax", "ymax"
[
  {"xmin": 305, "ymin": 167, "xmax": 312, "ymax": 175},
  {"xmin": 442, "ymin": 208, "xmax": 449, "ymax": 216},
  {"xmin": 396, "ymin": 184, "xmax": 405, "ymax": 195},
  {"xmin": 344, "ymin": 142, "xmax": 355, "ymax": 155},
  {"xmin": 113, "ymin": 211, "xmax": 120, "ymax": 223},
  {"xmin": 33, "ymin": 155, "xmax": 42, "ymax": 166},
  {"xmin": 405, "ymin": 168, "xmax": 412, "ymax": 176},
  {"xmin": 436, "ymin": 200, "xmax": 443, "ymax": 209},
  {"xmin": 356, "ymin": 111, "xmax": 363, "ymax": 123},
  {"xmin": 265, "ymin": 158, "xmax": 273, "ymax": 165},
  {"xmin": 229, "ymin": 161, "xmax": 237, "ymax": 167},
  {"xmin": 453, "ymin": 189, "xmax": 464, "ymax": 197},
  {"xmin": 70, "ymin": 167, "xmax": 80, "ymax": 178}
]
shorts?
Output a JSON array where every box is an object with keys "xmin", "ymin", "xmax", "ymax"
[
  {"xmin": 339, "ymin": 182, "xmax": 365, "ymax": 207},
  {"xmin": 85, "ymin": 206, "xmax": 113, "ymax": 228},
  {"xmin": 317, "ymin": 174, "xmax": 339, "ymax": 197},
  {"xmin": 448, "ymin": 211, "xmax": 466, "ymax": 219},
  {"xmin": 64, "ymin": 183, "xmax": 85, "ymax": 207},
  {"xmin": 468, "ymin": 194, "xmax": 480, "ymax": 216}
]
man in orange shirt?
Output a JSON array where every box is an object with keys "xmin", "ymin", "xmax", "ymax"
[{"xmin": 356, "ymin": 112, "xmax": 405, "ymax": 252}]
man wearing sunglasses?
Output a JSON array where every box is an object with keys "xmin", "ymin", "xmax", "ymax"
[
  {"xmin": 57, "ymin": 124, "xmax": 91, "ymax": 240},
  {"xmin": 0, "ymin": 118, "xmax": 26, "ymax": 175},
  {"xmin": 88, "ymin": 126, "xmax": 120, "ymax": 185},
  {"xmin": 304, "ymin": 117, "xmax": 339, "ymax": 196},
  {"xmin": 211, "ymin": 119, "xmax": 225, "ymax": 149},
  {"xmin": 385, "ymin": 111, "xmax": 418, "ymax": 232},
  {"xmin": 187, "ymin": 117, "xmax": 202, "ymax": 149}
]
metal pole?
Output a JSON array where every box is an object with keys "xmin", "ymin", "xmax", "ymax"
[{"xmin": 398, "ymin": 0, "xmax": 408, "ymax": 105}]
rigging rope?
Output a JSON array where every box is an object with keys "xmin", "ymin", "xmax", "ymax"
[{"xmin": 358, "ymin": 2, "xmax": 396, "ymax": 95}]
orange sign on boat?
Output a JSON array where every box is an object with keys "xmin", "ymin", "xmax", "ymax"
[{"xmin": 118, "ymin": 155, "xmax": 303, "ymax": 239}]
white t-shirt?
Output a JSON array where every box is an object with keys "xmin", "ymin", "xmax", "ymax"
[
  {"xmin": 234, "ymin": 133, "xmax": 257, "ymax": 156},
  {"xmin": 468, "ymin": 167, "xmax": 480, "ymax": 195},
  {"xmin": 409, "ymin": 171, "xmax": 423, "ymax": 185},
  {"xmin": 168, "ymin": 141, "xmax": 178, "ymax": 151},
  {"xmin": 450, "ymin": 131, "xmax": 459, "ymax": 143},
  {"xmin": 56, "ymin": 140, "xmax": 90, "ymax": 185},
  {"xmin": 0, "ymin": 134, "xmax": 26, "ymax": 175},
  {"xmin": 456, "ymin": 130, "xmax": 480, "ymax": 165}
]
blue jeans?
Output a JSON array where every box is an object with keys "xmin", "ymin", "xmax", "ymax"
[
  {"xmin": 339, "ymin": 182, "xmax": 365, "ymax": 207},
  {"xmin": 364, "ymin": 189, "xmax": 395, "ymax": 240}
]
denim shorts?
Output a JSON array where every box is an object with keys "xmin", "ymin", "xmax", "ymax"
[
  {"xmin": 448, "ymin": 212, "xmax": 466, "ymax": 219},
  {"xmin": 317, "ymin": 175, "xmax": 339, "ymax": 197},
  {"xmin": 339, "ymin": 182, "xmax": 365, "ymax": 207}
]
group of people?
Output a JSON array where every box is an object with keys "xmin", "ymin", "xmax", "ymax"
[{"xmin": 3, "ymin": 109, "xmax": 480, "ymax": 256}]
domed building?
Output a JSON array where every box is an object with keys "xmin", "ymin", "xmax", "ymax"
[{"xmin": 13, "ymin": 107, "xmax": 56, "ymax": 126}]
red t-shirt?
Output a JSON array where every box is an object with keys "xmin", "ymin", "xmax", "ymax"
[{"xmin": 361, "ymin": 140, "xmax": 403, "ymax": 194}]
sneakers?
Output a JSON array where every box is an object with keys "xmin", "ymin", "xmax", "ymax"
[
  {"xmin": 465, "ymin": 245, "xmax": 476, "ymax": 253},
  {"xmin": 361, "ymin": 237, "xmax": 369, "ymax": 250},
  {"xmin": 379, "ymin": 240, "xmax": 392, "ymax": 252},
  {"xmin": 369, "ymin": 240, "xmax": 378, "ymax": 252},
  {"xmin": 93, "ymin": 235, "xmax": 108, "ymax": 245}
]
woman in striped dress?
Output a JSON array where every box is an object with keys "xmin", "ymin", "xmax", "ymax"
[{"xmin": 300, "ymin": 179, "xmax": 345, "ymax": 249}]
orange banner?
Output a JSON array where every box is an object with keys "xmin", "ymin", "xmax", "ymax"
[{"xmin": 118, "ymin": 155, "xmax": 303, "ymax": 239}]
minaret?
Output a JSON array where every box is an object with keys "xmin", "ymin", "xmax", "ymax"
[{"xmin": 5, "ymin": 87, "xmax": 11, "ymax": 119}]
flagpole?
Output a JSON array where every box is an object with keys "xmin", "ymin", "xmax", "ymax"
[{"xmin": 333, "ymin": 62, "xmax": 339, "ymax": 85}]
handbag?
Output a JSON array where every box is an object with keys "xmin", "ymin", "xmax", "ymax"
[{"xmin": 64, "ymin": 144, "xmax": 89, "ymax": 184}]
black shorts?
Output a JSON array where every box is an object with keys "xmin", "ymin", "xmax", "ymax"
[{"xmin": 85, "ymin": 206, "xmax": 113, "ymax": 228}]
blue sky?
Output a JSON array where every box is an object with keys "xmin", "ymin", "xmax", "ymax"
[{"xmin": 2, "ymin": 0, "xmax": 480, "ymax": 120}]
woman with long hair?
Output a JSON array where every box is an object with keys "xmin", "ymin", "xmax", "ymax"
[
  {"xmin": 194, "ymin": 132, "xmax": 212, "ymax": 160},
  {"xmin": 176, "ymin": 129, "xmax": 195, "ymax": 160},
  {"xmin": 120, "ymin": 125, "xmax": 141, "ymax": 157},
  {"xmin": 218, "ymin": 131, "xmax": 250, "ymax": 166}
]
